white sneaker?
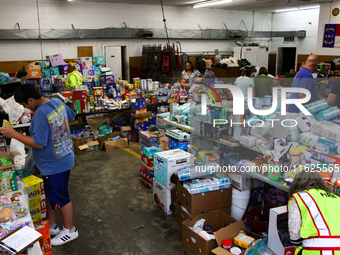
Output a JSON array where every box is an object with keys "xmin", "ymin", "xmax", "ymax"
[
  {"xmin": 51, "ymin": 227, "xmax": 79, "ymax": 246},
  {"xmin": 50, "ymin": 224, "xmax": 61, "ymax": 236}
]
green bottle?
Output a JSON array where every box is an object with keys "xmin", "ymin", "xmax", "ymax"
[{"xmin": 268, "ymin": 158, "xmax": 281, "ymax": 181}]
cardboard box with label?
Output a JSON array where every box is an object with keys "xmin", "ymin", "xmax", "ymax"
[
  {"xmin": 0, "ymin": 151, "xmax": 22, "ymax": 193},
  {"xmin": 154, "ymin": 149, "xmax": 192, "ymax": 189},
  {"xmin": 83, "ymin": 68, "xmax": 95, "ymax": 82},
  {"xmin": 153, "ymin": 181, "xmax": 177, "ymax": 215},
  {"xmin": 93, "ymin": 56, "xmax": 106, "ymax": 66},
  {"xmin": 182, "ymin": 211, "xmax": 237, "ymax": 255},
  {"xmin": 77, "ymin": 57, "xmax": 93, "ymax": 69},
  {"xmin": 268, "ymin": 206, "xmax": 296, "ymax": 255},
  {"xmin": 22, "ymin": 175, "xmax": 47, "ymax": 221},
  {"xmin": 72, "ymin": 135, "xmax": 96, "ymax": 155},
  {"xmin": 34, "ymin": 220, "xmax": 52, "ymax": 255},
  {"xmin": 177, "ymin": 181, "xmax": 232, "ymax": 217},
  {"xmin": 47, "ymin": 53, "xmax": 64, "ymax": 67},
  {"xmin": 28, "ymin": 65, "xmax": 42, "ymax": 79},
  {"xmin": 229, "ymin": 172, "xmax": 251, "ymax": 191},
  {"xmin": 97, "ymin": 132, "xmax": 129, "ymax": 151}
]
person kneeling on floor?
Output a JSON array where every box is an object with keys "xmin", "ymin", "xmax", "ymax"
[{"xmin": 1, "ymin": 84, "xmax": 79, "ymax": 246}]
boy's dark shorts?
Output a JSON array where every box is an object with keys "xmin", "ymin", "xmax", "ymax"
[{"xmin": 42, "ymin": 170, "xmax": 71, "ymax": 210}]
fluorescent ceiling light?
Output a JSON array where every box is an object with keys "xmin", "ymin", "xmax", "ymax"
[
  {"xmin": 276, "ymin": 5, "xmax": 319, "ymax": 12},
  {"xmin": 193, "ymin": 0, "xmax": 232, "ymax": 8}
]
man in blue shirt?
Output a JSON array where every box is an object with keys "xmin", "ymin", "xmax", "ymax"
[
  {"xmin": 1, "ymin": 85, "xmax": 79, "ymax": 246},
  {"xmin": 287, "ymin": 54, "xmax": 324, "ymax": 113}
]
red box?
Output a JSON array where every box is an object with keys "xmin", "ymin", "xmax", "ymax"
[
  {"xmin": 33, "ymin": 220, "xmax": 52, "ymax": 255},
  {"xmin": 142, "ymin": 153, "xmax": 153, "ymax": 167}
]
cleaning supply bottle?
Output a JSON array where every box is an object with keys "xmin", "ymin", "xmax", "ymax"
[{"xmin": 268, "ymin": 154, "xmax": 281, "ymax": 181}]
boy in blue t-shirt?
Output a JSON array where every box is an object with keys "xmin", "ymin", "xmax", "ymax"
[{"xmin": 1, "ymin": 84, "xmax": 79, "ymax": 246}]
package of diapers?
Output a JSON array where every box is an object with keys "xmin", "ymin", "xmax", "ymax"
[
  {"xmin": 287, "ymin": 126, "xmax": 301, "ymax": 143},
  {"xmin": 299, "ymin": 132, "xmax": 320, "ymax": 147},
  {"xmin": 250, "ymin": 122, "xmax": 271, "ymax": 138},
  {"xmin": 296, "ymin": 115, "xmax": 317, "ymax": 133},
  {"xmin": 311, "ymin": 121, "xmax": 333, "ymax": 137},
  {"xmin": 314, "ymin": 106, "xmax": 340, "ymax": 121},
  {"xmin": 313, "ymin": 121, "xmax": 340, "ymax": 142},
  {"xmin": 239, "ymin": 135, "xmax": 258, "ymax": 147},
  {"xmin": 304, "ymin": 99, "xmax": 328, "ymax": 114},
  {"xmin": 318, "ymin": 137, "xmax": 340, "ymax": 152}
]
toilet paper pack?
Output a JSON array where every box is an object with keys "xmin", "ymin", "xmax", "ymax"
[
  {"xmin": 315, "ymin": 106, "xmax": 340, "ymax": 121},
  {"xmin": 299, "ymin": 132, "xmax": 320, "ymax": 147},
  {"xmin": 304, "ymin": 99, "xmax": 328, "ymax": 114},
  {"xmin": 296, "ymin": 115, "xmax": 317, "ymax": 133}
]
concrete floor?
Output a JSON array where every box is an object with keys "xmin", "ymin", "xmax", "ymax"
[{"xmin": 52, "ymin": 142, "xmax": 192, "ymax": 255}]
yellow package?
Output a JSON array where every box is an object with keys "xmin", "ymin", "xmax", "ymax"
[
  {"xmin": 22, "ymin": 175, "xmax": 45, "ymax": 201},
  {"xmin": 1, "ymin": 120, "xmax": 13, "ymax": 129},
  {"xmin": 233, "ymin": 233, "xmax": 255, "ymax": 249}
]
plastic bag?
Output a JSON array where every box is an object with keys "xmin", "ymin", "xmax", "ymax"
[
  {"xmin": 25, "ymin": 148, "xmax": 38, "ymax": 175},
  {"xmin": 0, "ymin": 96, "xmax": 25, "ymax": 124}
]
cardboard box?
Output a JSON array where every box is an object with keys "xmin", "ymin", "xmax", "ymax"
[
  {"xmin": 182, "ymin": 211, "xmax": 237, "ymax": 255},
  {"xmin": 29, "ymin": 197, "xmax": 47, "ymax": 221},
  {"xmin": 0, "ymin": 168, "xmax": 18, "ymax": 193},
  {"xmin": 47, "ymin": 53, "xmax": 64, "ymax": 67},
  {"xmin": 211, "ymin": 215, "xmax": 254, "ymax": 255},
  {"xmin": 140, "ymin": 131, "xmax": 159, "ymax": 146},
  {"xmin": 154, "ymin": 149, "xmax": 191, "ymax": 189},
  {"xmin": 120, "ymin": 126, "xmax": 132, "ymax": 141},
  {"xmin": 229, "ymin": 172, "xmax": 251, "ymax": 191},
  {"xmin": 142, "ymin": 153, "xmax": 154, "ymax": 168},
  {"xmin": 97, "ymin": 132, "xmax": 129, "ymax": 151},
  {"xmin": 50, "ymin": 66, "xmax": 60, "ymax": 76},
  {"xmin": 16, "ymin": 169, "xmax": 32, "ymax": 179},
  {"xmin": 268, "ymin": 206, "xmax": 296, "ymax": 255},
  {"xmin": 34, "ymin": 220, "xmax": 52, "ymax": 255},
  {"xmin": 131, "ymin": 98, "xmax": 147, "ymax": 111},
  {"xmin": 22, "ymin": 175, "xmax": 45, "ymax": 202},
  {"xmin": 41, "ymin": 69, "xmax": 51, "ymax": 78},
  {"xmin": 0, "ymin": 151, "xmax": 21, "ymax": 171},
  {"xmin": 77, "ymin": 57, "xmax": 93, "ymax": 69},
  {"xmin": 140, "ymin": 162, "xmax": 154, "ymax": 189},
  {"xmin": 177, "ymin": 181, "xmax": 232, "ymax": 216},
  {"xmin": 153, "ymin": 181, "xmax": 177, "ymax": 215},
  {"xmin": 93, "ymin": 56, "xmax": 106, "ymax": 66},
  {"xmin": 28, "ymin": 65, "xmax": 42, "ymax": 79},
  {"xmin": 72, "ymin": 135, "xmax": 95, "ymax": 155},
  {"xmin": 83, "ymin": 68, "xmax": 95, "ymax": 82}
]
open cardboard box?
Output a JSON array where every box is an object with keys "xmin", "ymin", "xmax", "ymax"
[
  {"xmin": 72, "ymin": 135, "xmax": 95, "ymax": 155},
  {"xmin": 175, "ymin": 200, "xmax": 231, "ymax": 225},
  {"xmin": 97, "ymin": 132, "xmax": 129, "ymax": 151},
  {"xmin": 268, "ymin": 206, "xmax": 296, "ymax": 255},
  {"xmin": 182, "ymin": 210, "xmax": 237, "ymax": 255},
  {"xmin": 177, "ymin": 181, "xmax": 232, "ymax": 216},
  {"xmin": 0, "ymin": 151, "xmax": 22, "ymax": 170}
]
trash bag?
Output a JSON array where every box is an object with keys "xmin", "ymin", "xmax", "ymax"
[{"xmin": 25, "ymin": 147, "xmax": 39, "ymax": 175}]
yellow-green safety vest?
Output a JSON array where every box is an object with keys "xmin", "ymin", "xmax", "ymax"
[
  {"xmin": 66, "ymin": 71, "xmax": 83, "ymax": 90},
  {"xmin": 288, "ymin": 189, "xmax": 340, "ymax": 255}
]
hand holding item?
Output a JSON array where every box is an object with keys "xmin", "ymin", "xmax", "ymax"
[{"xmin": 1, "ymin": 127, "xmax": 17, "ymax": 139}]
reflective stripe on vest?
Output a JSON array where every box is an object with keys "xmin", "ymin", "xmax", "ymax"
[
  {"xmin": 303, "ymin": 238, "xmax": 340, "ymax": 248},
  {"xmin": 297, "ymin": 191, "xmax": 330, "ymax": 236}
]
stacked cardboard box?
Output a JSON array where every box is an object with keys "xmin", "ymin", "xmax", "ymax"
[
  {"xmin": 153, "ymin": 149, "xmax": 192, "ymax": 215},
  {"xmin": 140, "ymin": 146, "xmax": 160, "ymax": 189},
  {"xmin": 22, "ymin": 175, "xmax": 47, "ymax": 222},
  {"xmin": 131, "ymin": 98, "xmax": 149, "ymax": 142}
]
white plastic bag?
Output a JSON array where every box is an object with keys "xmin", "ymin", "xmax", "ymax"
[{"xmin": 0, "ymin": 96, "xmax": 25, "ymax": 124}]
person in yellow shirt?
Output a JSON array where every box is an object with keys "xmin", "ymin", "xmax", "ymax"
[
  {"xmin": 288, "ymin": 170, "xmax": 340, "ymax": 255},
  {"xmin": 65, "ymin": 64, "xmax": 83, "ymax": 90}
]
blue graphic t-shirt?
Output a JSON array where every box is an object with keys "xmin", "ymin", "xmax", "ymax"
[{"xmin": 29, "ymin": 98, "xmax": 76, "ymax": 176}]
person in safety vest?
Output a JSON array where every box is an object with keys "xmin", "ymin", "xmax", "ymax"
[
  {"xmin": 288, "ymin": 170, "xmax": 340, "ymax": 255},
  {"xmin": 65, "ymin": 64, "xmax": 83, "ymax": 90}
]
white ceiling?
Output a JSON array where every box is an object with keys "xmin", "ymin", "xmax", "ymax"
[{"xmin": 60, "ymin": 0, "xmax": 335, "ymax": 12}]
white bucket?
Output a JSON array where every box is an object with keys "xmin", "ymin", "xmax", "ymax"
[{"xmin": 231, "ymin": 203, "xmax": 247, "ymax": 221}]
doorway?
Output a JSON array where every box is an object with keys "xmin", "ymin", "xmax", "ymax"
[
  {"xmin": 276, "ymin": 47, "xmax": 296, "ymax": 75},
  {"xmin": 105, "ymin": 46, "xmax": 123, "ymax": 81}
]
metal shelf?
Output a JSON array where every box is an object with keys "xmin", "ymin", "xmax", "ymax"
[
  {"xmin": 241, "ymin": 144, "xmax": 262, "ymax": 153},
  {"xmin": 13, "ymin": 123, "xmax": 31, "ymax": 129},
  {"xmin": 163, "ymin": 118, "xmax": 240, "ymax": 148},
  {"xmin": 246, "ymin": 172, "xmax": 289, "ymax": 192}
]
